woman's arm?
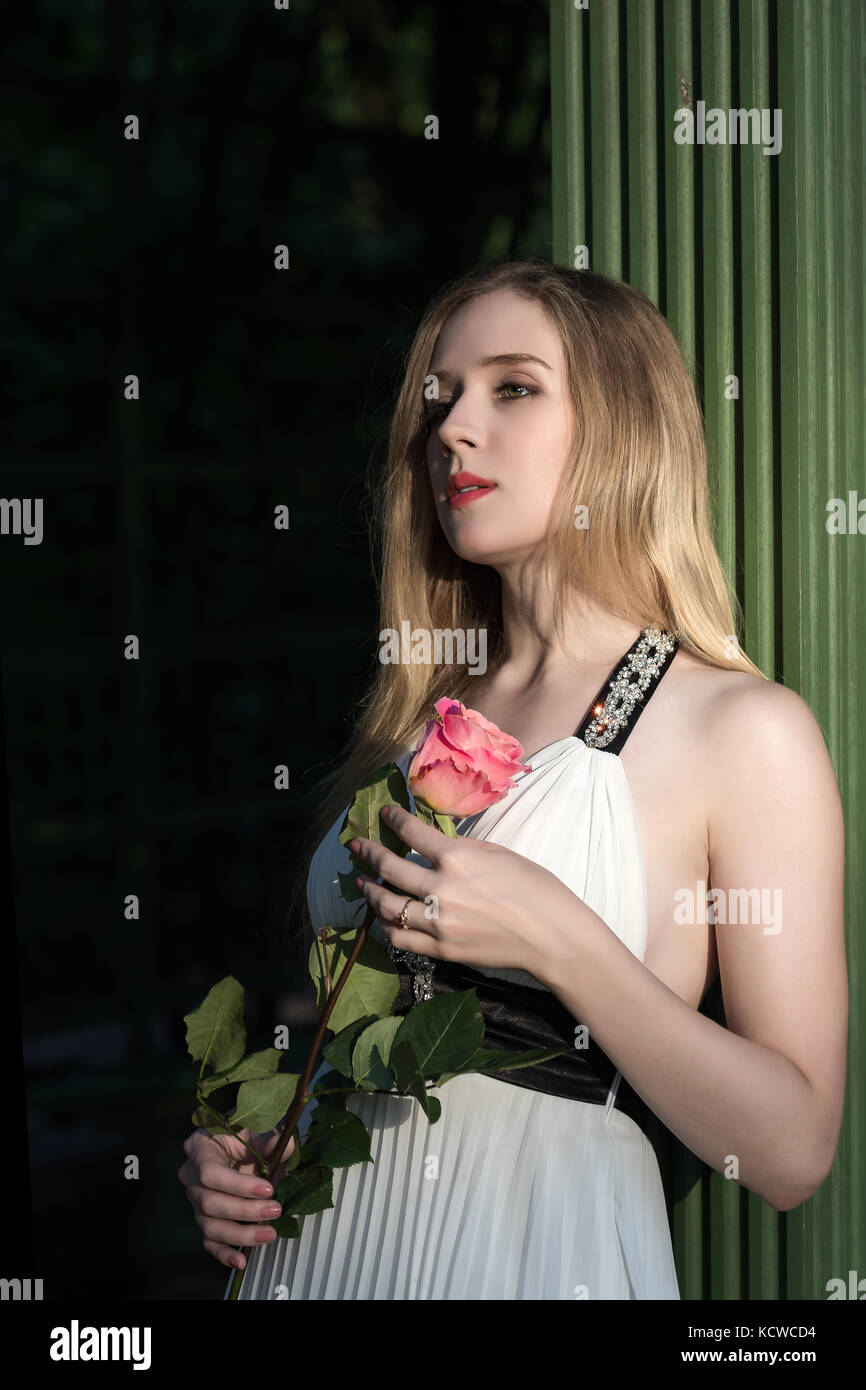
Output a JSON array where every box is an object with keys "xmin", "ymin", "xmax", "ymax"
[{"xmin": 533, "ymin": 679, "xmax": 848, "ymax": 1212}]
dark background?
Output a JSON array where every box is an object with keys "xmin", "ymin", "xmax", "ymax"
[{"xmin": 1, "ymin": 0, "xmax": 552, "ymax": 1299}]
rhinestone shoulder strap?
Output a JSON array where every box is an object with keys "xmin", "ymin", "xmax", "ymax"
[{"xmin": 574, "ymin": 626, "xmax": 679, "ymax": 755}]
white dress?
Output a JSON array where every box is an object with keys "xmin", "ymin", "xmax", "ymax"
[{"xmin": 229, "ymin": 681, "xmax": 682, "ymax": 1300}]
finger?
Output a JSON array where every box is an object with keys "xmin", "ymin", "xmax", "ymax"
[
  {"xmin": 182, "ymin": 1129, "xmax": 208, "ymax": 1157},
  {"xmin": 190, "ymin": 1183, "xmax": 283, "ymax": 1227},
  {"xmin": 203, "ymin": 1239, "xmax": 248, "ymax": 1271},
  {"xmin": 380, "ymin": 803, "xmax": 454, "ymax": 860},
  {"xmin": 357, "ymin": 874, "xmax": 437, "ymax": 939},
  {"xmin": 197, "ymin": 1214, "xmax": 279, "ymax": 1249},
  {"xmin": 348, "ymin": 835, "xmax": 431, "ymax": 897},
  {"xmin": 198, "ymin": 1159, "xmax": 277, "ymax": 1200},
  {"xmin": 178, "ymin": 1158, "xmax": 196, "ymax": 1188},
  {"xmin": 381, "ymin": 918, "xmax": 443, "ymax": 958}
]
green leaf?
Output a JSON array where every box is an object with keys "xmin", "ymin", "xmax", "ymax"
[
  {"xmin": 387, "ymin": 1039, "xmax": 438, "ymax": 1119},
  {"xmin": 405, "ymin": 1069, "xmax": 433, "ymax": 1118},
  {"xmin": 275, "ymin": 1165, "xmax": 334, "ymax": 1218},
  {"xmin": 322, "ymin": 1014, "xmax": 379, "ymax": 1077},
  {"xmin": 338, "ymin": 869, "xmax": 364, "ymax": 902},
  {"xmin": 391, "ymin": 989, "xmax": 484, "ymax": 1076},
  {"xmin": 190, "ymin": 1105, "xmax": 234, "ymax": 1136},
  {"xmin": 388, "ymin": 1038, "xmax": 422, "ymax": 1094},
  {"xmin": 199, "ymin": 1046, "xmax": 283, "ymax": 1097},
  {"xmin": 183, "ymin": 976, "xmax": 246, "ymax": 1073},
  {"xmin": 309, "ymin": 1098, "xmax": 348, "ymax": 1129},
  {"xmin": 337, "ymin": 762, "xmax": 412, "ymax": 863},
  {"xmin": 308, "ymin": 928, "xmax": 400, "ymax": 1033},
  {"xmin": 434, "ymin": 812, "xmax": 458, "ymax": 837},
  {"xmin": 229, "ymin": 1074, "xmax": 300, "ymax": 1133},
  {"xmin": 413, "ymin": 802, "xmax": 459, "ymax": 838},
  {"xmin": 300, "ymin": 1108, "xmax": 374, "ymax": 1170},
  {"xmin": 352, "ymin": 1015, "xmax": 404, "ymax": 1091},
  {"xmin": 312, "ymin": 1068, "xmax": 351, "ymax": 1100},
  {"xmin": 270, "ymin": 1211, "xmax": 301, "ymax": 1238}
]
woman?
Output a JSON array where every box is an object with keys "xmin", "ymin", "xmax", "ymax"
[{"xmin": 178, "ymin": 260, "xmax": 847, "ymax": 1300}]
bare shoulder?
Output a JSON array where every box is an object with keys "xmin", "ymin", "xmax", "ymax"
[{"xmin": 667, "ymin": 648, "xmax": 843, "ymax": 829}]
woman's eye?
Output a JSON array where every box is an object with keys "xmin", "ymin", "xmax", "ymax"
[
  {"xmin": 423, "ymin": 381, "xmax": 536, "ymax": 429},
  {"xmin": 496, "ymin": 381, "xmax": 537, "ymax": 401}
]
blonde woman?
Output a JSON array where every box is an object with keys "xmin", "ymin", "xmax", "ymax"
[{"xmin": 179, "ymin": 260, "xmax": 847, "ymax": 1300}]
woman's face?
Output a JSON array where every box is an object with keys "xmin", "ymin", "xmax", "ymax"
[{"xmin": 424, "ymin": 288, "xmax": 575, "ymax": 569}]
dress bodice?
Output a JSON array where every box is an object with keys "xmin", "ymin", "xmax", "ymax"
[{"xmin": 305, "ymin": 626, "xmax": 679, "ymax": 993}]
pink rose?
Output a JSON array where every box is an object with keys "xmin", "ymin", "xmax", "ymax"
[{"xmin": 407, "ymin": 697, "xmax": 531, "ymax": 818}]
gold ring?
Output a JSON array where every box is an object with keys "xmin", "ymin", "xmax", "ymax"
[{"xmin": 398, "ymin": 898, "xmax": 412, "ymax": 930}]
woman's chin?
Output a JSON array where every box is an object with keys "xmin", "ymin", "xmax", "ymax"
[
  {"xmin": 442, "ymin": 523, "xmax": 535, "ymax": 567},
  {"xmin": 448, "ymin": 542, "xmax": 512, "ymax": 568}
]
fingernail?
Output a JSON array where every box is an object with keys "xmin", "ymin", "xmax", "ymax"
[
  {"xmin": 262, "ymin": 1204, "xmax": 282, "ymax": 1216},
  {"xmin": 258, "ymin": 1228, "xmax": 276, "ymax": 1242},
  {"xmin": 255, "ymin": 1183, "xmax": 273, "ymax": 1196}
]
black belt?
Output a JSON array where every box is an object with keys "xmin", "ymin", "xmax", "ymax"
[{"xmin": 389, "ymin": 956, "xmax": 654, "ymax": 1143}]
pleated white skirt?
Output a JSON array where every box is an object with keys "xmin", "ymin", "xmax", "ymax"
[{"xmin": 228, "ymin": 1068, "xmax": 680, "ymax": 1301}]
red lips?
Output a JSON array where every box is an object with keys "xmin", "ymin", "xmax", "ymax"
[{"xmin": 446, "ymin": 470, "xmax": 496, "ymax": 499}]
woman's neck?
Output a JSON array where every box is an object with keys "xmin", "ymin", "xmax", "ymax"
[{"xmin": 495, "ymin": 575, "xmax": 642, "ymax": 687}]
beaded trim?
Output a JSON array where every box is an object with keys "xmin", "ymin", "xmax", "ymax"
[
  {"xmin": 384, "ymin": 940, "xmax": 436, "ymax": 1002},
  {"xmin": 581, "ymin": 627, "xmax": 678, "ymax": 750}
]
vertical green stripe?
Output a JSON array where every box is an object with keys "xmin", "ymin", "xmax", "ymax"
[
  {"xmin": 589, "ymin": 0, "xmax": 623, "ymax": 272},
  {"xmin": 702, "ymin": 1, "xmax": 737, "ymax": 603},
  {"xmin": 626, "ymin": 0, "xmax": 660, "ymax": 300},
  {"xmin": 550, "ymin": 0, "xmax": 586, "ymax": 264},
  {"xmin": 738, "ymin": 0, "xmax": 776, "ymax": 678},
  {"xmin": 815, "ymin": 0, "xmax": 837, "ymax": 733},
  {"xmin": 811, "ymin": 0, "xmax": 840, "ymax": 1302},
  {"xmin": 662, "ymin": 0, "xmax": 697, "ymax": 366},
  {"xmin": 838, "ymin": 0, "xmax": 865, "ymax": 1302},
  {"xmin": 673, "ymin": 1147, "xmax": 705, "ymax": 1294},
  {"xmin": 779, "ymin": 0, "xmax": 818, "ymax": 701}
]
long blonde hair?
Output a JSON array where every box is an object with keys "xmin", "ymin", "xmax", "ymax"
[{"xmin": 283, "ymin": 258, "xmax": 766, "ymax": 954}]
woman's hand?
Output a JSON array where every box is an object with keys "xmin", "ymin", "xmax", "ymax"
[
  {"xmin": 349, "ymin": 802, "xmax": 589, "ymax": 977},
  {"xmin": 178, "ymin": 1122, "xmax": 294, "ymax": 1273}
]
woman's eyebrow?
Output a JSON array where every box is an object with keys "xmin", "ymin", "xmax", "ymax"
[{"xmin": 427, "ymin": 353, "xmax": 553, "ymax": 385}]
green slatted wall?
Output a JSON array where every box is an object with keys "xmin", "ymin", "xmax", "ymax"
[{"xmin": 550, "ymin": 0, "xmax": 865, "ymax": 1300}]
